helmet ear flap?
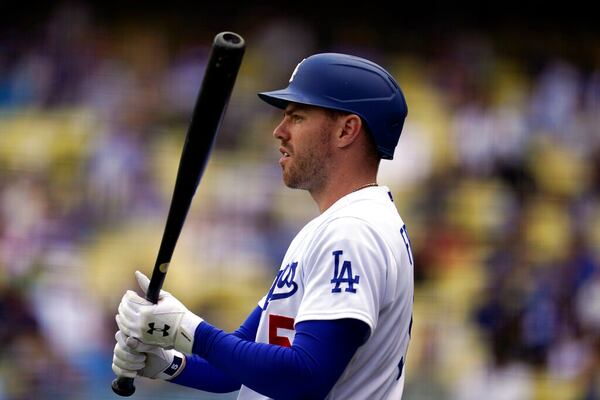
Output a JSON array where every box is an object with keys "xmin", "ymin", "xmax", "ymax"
[{"xmin": 258, "ymin": 53, "xmax": 407, "ymax": 160}]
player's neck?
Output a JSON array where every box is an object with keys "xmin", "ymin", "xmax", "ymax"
[{"xmin": 310, "ymin": 172, "xmax": 378, "ymax": 213}]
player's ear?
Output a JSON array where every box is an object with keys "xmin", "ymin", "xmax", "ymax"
[{"xmin": 336, "ymin": 114, "xmax": 362, "ymax": 150}]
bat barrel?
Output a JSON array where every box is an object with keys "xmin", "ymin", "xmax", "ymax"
[{"xmin": 144, "ymin": 30, "xmax": 245, "ymax": 305}]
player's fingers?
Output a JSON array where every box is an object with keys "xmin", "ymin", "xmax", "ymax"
[
  {"xmin": 115, "ymin": 314, "xmax": 127, "ymax": 335},
  {"xmin": 113, "ymin": 357, "xmax": 145, "ymax": 373},
  {"xmin": 125, "ymin": 336, "xmax": 158, "ymax": 353},
  {"xmin": 135, "ymin": 271, "xmax": 150, "ymax": 295},
  {"xmin": 117, "ymin": 292, "xmax": 144, "ymax": 328},
  {"xmin": 124, "ymin": 289, "xmax": 151, "ymax": 307},
  {"xmin": 115, "ymin": 330, "xmax": 128, "ymax": 346},
  {"xmin": 116, "ymin": 331, "xmax": 141, "ymax": 350},
  {"xmin": 118, "ymin": 298, "xmax": 131, "ymax": 318},
  {"xmin": 127, "ymin": 337, "xmax": 158, "ymax": 353},
  {"xmin": 125, "ymin": 336, "xmax": 141, "ymax": 350},
  {"xmin": 116, "ymin": 314, "xmax": 136, "ymax": 338},
  {"xmin": 114, "ymin": 342, "xmax": 146, "ymax": 366},
  {"xmin": 112, "ymin": 362, "xmax": 138, "ymax": 379},
  {"xmin": 116, "ymin": 314, "xmax": 137, "ymax": 337},
  {"xmin": 135, "ymin": 271, "xmax": 170, "ymax": 299},
  {"xmin": 118, "ymin": 298, "xmax": 142, "ymax": 325}
]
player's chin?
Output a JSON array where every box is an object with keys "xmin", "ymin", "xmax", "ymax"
[
  {"xmin": 282, "ymin": 175, "xmax": 296, "ymax": 189},
  {"xmin": 282, "ymin": 171, "xmax": 303, "ymax": 190}
]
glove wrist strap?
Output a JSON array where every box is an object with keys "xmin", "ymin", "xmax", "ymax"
[
  {"xmin": 174, "ymin": 312, "xmax": 203, "ymax": 354},
  {"xmin": 158, "ymin": 351, "xmax": 186, "ymax": 380}
]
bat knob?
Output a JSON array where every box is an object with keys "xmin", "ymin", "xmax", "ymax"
[{"xmin": 112, "ymin": 377, "xmax": 136, "ymax": 397}]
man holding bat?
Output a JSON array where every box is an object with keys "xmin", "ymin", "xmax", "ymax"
[{"xmin": 113, "ymin": 53, "xmax": 414, "ymax": 399}]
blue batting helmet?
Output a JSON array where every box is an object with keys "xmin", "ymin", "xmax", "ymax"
[{"xmin": 258, "ymin": 53, "xmax": 408, "ymax": 160}]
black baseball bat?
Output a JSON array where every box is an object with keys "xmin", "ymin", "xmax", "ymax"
[{"xmin": 111, "ymin": 31, "xmax": 245, "ymax": 397}]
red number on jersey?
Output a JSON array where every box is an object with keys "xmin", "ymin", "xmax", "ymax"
[{"xmin": 268, "ymin": 314, "xmax": 295, "ymax": 347}]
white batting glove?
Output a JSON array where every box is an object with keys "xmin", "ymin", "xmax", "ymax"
[
  {"xmin": 112, "ymin": 330, "xmax": 186, "ymax": 380},
  {"xmin": 116, "ymin": 271, "xmax": 203, "ymax": 354}
]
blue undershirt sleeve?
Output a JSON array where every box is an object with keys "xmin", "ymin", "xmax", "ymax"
[
  {"xmin": 193, "ymin": 316, "xmax": 369, "ymax": 399},
  {"xmin": 231, "ymin": 305, "xmax": 262, "ymax": 341},
  {"xmin": 169, "ymin": 305, "xmax": 262, "ymax": 392}
]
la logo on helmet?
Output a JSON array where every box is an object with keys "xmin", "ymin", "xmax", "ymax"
[{"xmin": 289, "ymin": 59, "xmax": 306, "ymax": 83}]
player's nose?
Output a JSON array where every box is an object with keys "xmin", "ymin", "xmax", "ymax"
[{"xmin": 272, "ymin": 119, "xmax": 289, "ymax": 141}]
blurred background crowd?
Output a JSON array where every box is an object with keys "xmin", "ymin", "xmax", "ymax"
[{"xmin": 0, "ymin": 2, "xmax": 599, "ymax": 399}]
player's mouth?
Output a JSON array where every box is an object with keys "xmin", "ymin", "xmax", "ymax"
[{"xmin": 279, "ymin": 147, "xmax": 291, "ymax": 165}]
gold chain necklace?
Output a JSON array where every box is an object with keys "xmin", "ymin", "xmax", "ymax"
[{"xmin": 351, "ymin": 182, "xmax": 378, "ymax": 193}]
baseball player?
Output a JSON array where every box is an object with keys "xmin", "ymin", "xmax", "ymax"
[{"xmin": 113, "ymin": 53, "xmax": 414, "ymax": 399}]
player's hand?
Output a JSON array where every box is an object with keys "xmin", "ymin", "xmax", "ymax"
[
  {"xmin": 112, "ymin": 330, "xmax": 186, "ymax": 380},
  {"xmin": 116, "ymin": 271, "xmax": 203, "ymax": 354}
]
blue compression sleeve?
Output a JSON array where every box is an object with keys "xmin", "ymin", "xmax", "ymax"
[
  {"xmin": 170, "ymin": 306, "xmax": 262, "ymax": 392},
  {"xmin": 193, "ymin": 316, "xmax": 369, "ymax": 399},
  {"xmin": 170, "ymin": 355, "xmax": 240, "ymax": 393},
  {"xmin": 233, "ymin": 306, "xmax": 262, "ymax": 341}
]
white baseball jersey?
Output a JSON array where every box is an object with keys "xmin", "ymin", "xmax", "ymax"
[{"xmin": 237, "ymin": 186, "xmax": 414, "ymax": 400}]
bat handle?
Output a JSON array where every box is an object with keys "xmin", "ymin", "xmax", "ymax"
[{"xmin": 112, "ymin": 377, "xmax": 136, "ymax": 396}]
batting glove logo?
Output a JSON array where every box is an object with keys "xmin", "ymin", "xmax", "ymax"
[{"xmin": 147, "ymin": 322, "xmax": 170, "ymax": 337}]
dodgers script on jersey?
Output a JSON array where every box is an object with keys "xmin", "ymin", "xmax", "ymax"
[{"xmin": 237, "ymin": 186, "xmax": 414, "ymax": 400}]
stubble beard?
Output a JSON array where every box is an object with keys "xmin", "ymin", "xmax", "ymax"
[{"xmin": 282, "ymin": 128, "xmax": 332, "ymax": 192}]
